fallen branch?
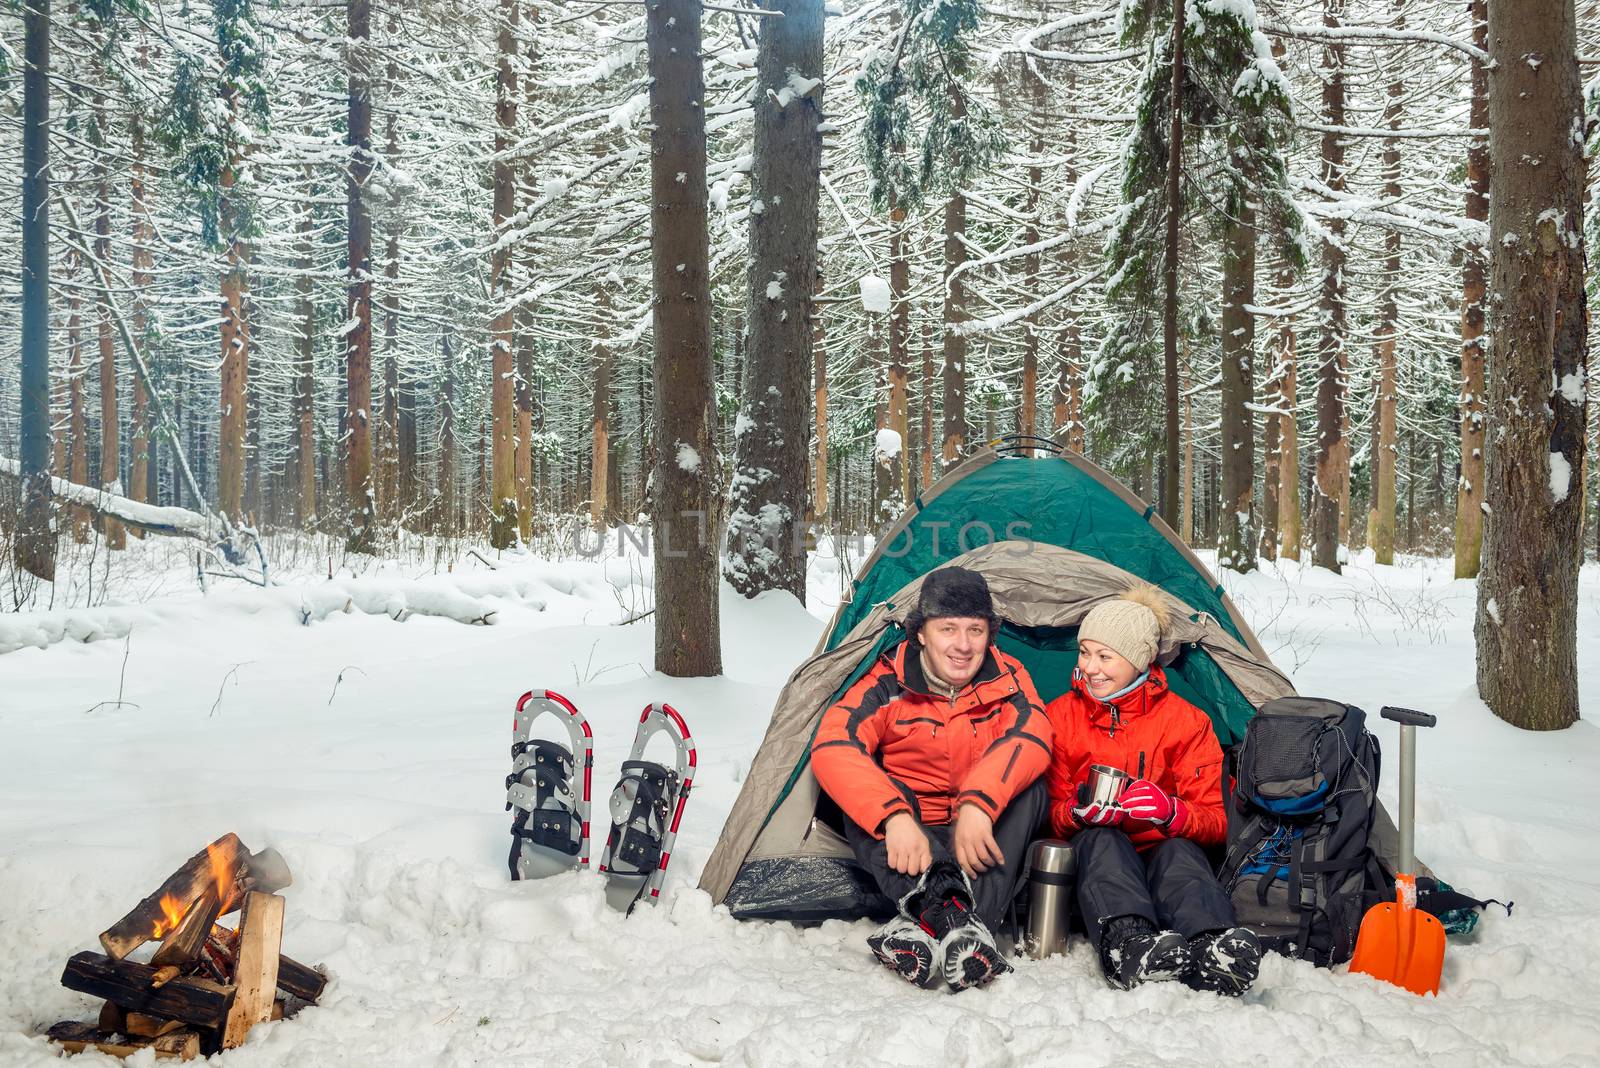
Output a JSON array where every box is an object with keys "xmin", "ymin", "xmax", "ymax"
[{"xmin": 0, "ymin": 458, "xmax": 212, "ymax": 541}]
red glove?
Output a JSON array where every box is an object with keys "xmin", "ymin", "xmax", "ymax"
[
  {"xmin": 1119, "ymin": 779, "xmax": 1189, "ymax": 835},
  {"xmin": 1071, "ymin": 800, "xmax": 1126, "ymax": 828}
]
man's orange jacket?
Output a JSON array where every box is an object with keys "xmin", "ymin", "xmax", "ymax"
[
  {"xmin": 811, "ymin": 639, "xmax": 1052, "ymax": 837},
  {"xmin": 1042, "ymin": 664, "xmax": 1227, "ymax": 850}
]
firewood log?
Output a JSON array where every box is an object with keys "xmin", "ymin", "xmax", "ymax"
[
  {"xmin": 48, "ymin": 1020, "xmax": 200, "ymax": 1061},
  {"xmin": 222, "ymin": 892, "xmax": 284, "ymax": 1050},
  {"xmin": 98, "ymin": 834, "xmax": 248, "ymax": 960},
  {"xmin": 97, "ymin": 1000, "xmax": 127, "ymax": 1035},
  {"xmin": 209, "ymin": 921, "xmax": 326, "ymax": 1003},
  {"xmin": 152, "ymin": 889, "xmax": 224, "ymax": 968},
  {"xmin": 61, "ymin": 952, "xmax": 234, "ymax": 1032},
  {"xmin": 275, "ymin": 953, "xmax": 327, "ymax": 1003},
  {"xmin": 125, "ymin": 1012, "xmax": 184, "ymax": 1039}
]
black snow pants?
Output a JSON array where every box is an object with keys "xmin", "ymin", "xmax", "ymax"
[
  {"xmin": 1073, "ymin": 826, "xmax": 1237, "ymax": 947},
  {"xmin": 845, "ymin": 780, "xmax": 1048, "ymax": 930}
]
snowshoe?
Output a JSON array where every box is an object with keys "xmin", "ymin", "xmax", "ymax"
[
  {"xmin": 506, "ymin": 690, "xmax": 593, "ymax": 880},
  {"xmin": 597, "ymin": 702, "xmax": 696, "ymax": 913}
]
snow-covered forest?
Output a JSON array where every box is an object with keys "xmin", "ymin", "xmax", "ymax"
[
  {"xmin": 3, "ymin": 0, "xmax": 1595, "ymax": 567},
  {"xmin": 4, "ymin": 2, "xmax": 1600, "ymax": 1061}
]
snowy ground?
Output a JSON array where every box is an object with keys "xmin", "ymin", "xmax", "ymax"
[{"xmin": 2, "ymin": 534, "xmax": 1598, "ymax": 1067}]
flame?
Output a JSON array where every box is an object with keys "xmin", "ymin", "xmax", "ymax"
[
  {"xmin": 207, "ymin": 843, "xmax": 234, "ymax": 902},
  {"xmin": 152, "ymin": 894, "xmax": 188, "ymax": 939},
  {"xmin": 149, "ymin": 843, "xmax": 236, "ymax": 941}
]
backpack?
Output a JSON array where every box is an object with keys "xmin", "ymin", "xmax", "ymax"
[{"xmin": 1220, "ymin": 696, "xmax": 1386, "ymax": 967}]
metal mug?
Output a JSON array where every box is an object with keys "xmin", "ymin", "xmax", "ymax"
[
  {"xmin": 1025, "ymin": 839, "xmax": 1075, "ymax": 959},
  {"xmin": 1087, "ymin": 764, "xmax": 1130, "ymax": 807}
]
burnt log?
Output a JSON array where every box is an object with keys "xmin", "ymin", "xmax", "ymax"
[
  {"xmin": 99, "ymin": 834, "xmax": 247, "ymax": 960},
  {"xmin": 276, "ymin": 952, "xmax": 327, "ymax": 1003},
  {"xmin": 99, "ymin": 835, "xmax": 291, "ymax": 960},
  {"xmin": 60, "ymin": 952, "xmax": 234, "ymax": 1031},
  {"xmin": 151, "ymin": 889, "xmax": 224, "ymax": 968}
]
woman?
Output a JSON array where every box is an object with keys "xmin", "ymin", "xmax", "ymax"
[{"xmin": 1043, "ymin": 585, "xmax": 1262, "ymax": 996}]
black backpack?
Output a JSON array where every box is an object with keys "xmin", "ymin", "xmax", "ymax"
[{"xmin": 1220, "ymin": 696, "xmax": 1387, "ymax": 967}]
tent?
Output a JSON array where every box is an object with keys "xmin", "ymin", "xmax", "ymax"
[{"xmin": 699, "ymin": 443, "xmax": 1310, "ymax": 922}]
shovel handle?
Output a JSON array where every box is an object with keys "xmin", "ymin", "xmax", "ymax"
[
  {"xmin": 1381, "ymin": 707, "xmax": 1435, "ymax": 877},
  {"xmin": 1381, "ymin": 706, "xmax": 1437, "ymax": 728}
]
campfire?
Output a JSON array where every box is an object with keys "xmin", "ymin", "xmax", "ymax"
[{"xmin": 47, "ymin": 833, "xmax": 325, "ymax": 1061}]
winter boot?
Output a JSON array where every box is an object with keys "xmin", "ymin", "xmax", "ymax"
[
  {"xmin": 1183, "ymin": 927, "xmax": 1262, "ymax": 997},
  {"xmin": 867, "ymin": 914, "xmax": 939, "ymax": 988},
  {"xmin": 1097, "ymin": 916, "xmax": 1191, "ymax": 990},
  {"xmin": 917, "ymin": 893, "xmax": 1012, "ymax": 991}
]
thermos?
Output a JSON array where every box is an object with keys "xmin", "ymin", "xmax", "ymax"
[{"xmin": 1025, "ymin": 839, "xmax": 1075, "ymax": 959}]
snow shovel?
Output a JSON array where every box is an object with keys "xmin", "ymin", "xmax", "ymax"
[{"xmin": 1350, "ymin": 706, "xmax": 1446, "ymax": 996}]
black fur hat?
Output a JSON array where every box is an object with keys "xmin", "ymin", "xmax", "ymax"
[{"xmin": 905, "ymin": 566, "xmax": 996, "ymax": 636}]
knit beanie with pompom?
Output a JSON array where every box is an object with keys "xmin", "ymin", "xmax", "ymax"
[{"xmin": 1078, "ymin": 584, "xmax": 1172, "ymax": 670}]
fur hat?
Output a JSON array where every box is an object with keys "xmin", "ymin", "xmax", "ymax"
[
  {"xmin": 905, "ymin": 566, "xmax": 996, "ymax": 636},
  {"xmin": 1078, "ymin": 584, "xmax": 1172, "ymax": 670}
]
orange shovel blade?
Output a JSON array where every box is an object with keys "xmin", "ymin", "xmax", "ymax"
[{"xmin": 1350, "ymin": 876, "xmax": 1446, "ymax": 996}]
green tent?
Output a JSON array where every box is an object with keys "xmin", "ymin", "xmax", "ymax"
[{"xmin": 699, "ymin": 444, "xmax": 1294, "ymax": 923}]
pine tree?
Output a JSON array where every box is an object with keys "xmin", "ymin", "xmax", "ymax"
[
  {"xmin": 648, "ymin": 0, "xmax": 721, "ymax": 677},
  {"xmin": 724, "ymin": 0, "xmax": 824, "ymax": 599},
  {"xmin": 1474, "ymin": 0, "xmax": 1589, "ymax": 731},
  {"xmin": 857, "ymin": 0, "xmax": 1006, "ymax": 470},
  {"xmin": 1102, "ymin": 0, "xmax": 1301, "ymax": 548},
  {"xmin": 15, "ymin": 0, "xmax": 54, "ymax": 580}
]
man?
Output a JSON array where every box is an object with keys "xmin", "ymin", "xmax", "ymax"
[{"xmin": 811, "ymin": 566, "xmax": 1051, "ymax": 991}]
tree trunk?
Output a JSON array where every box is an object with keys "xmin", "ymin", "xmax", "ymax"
[
  {"xmin": 887, "ymin": 203, "xmax": 911, "ymax": 505},
  {"xmin": 128, "ymin": 55, "xmax": 153, "ymax": 523},
  {"xmin": 15, "ymin": 0, "xmax": 54, "ymax": 579},
  {"xmin": 1218, "ymin": 201, "xmax": 1256, "ymax": 572},
  {"xmin": 1277, "ymin": 285, "xmax": 1301, "ymax": 561},
  {"xmin": 590, "ymin": 286, "xmax": 611, "ymax": 529},
  {"xmin": 439, "ymin": 328, "xmax": 456, "ymax": 536},
  {"xmin": 811, "ymin": 276, "xmax": 830, "ymax": 528},
  {"xmin": 516, "ymin": 3, "xmax": 539, "ymax": 540},
  {"xmin": 1454, "ymin": 0, "xmax": 1490, "ymax": 578},
  {"xmin": 292, "ymin": 161, "xmax": 317, "ymax": 527},
  {"xmin": 1180, "ymin": 357, "xmax": 1193, "ymax": 545},
  {"xmin": 92, "ymin": 105, "xmax": 125, "ymax": 550},
  {"xmin": 1475, "ymin": 0, "xmax": 1588, "ymax": 731},
  {"xmin": 1310, "ymin": 0, "xmax": 1347, "ymax": 572},
  {"xmin": 1160, "ymin": 0, "xmax": 1185, "ymax": 529},
  {"xmin": 378, "ymin": 47, "xmax": 401, "ymax": 531},
  {"xmin": 920, "ymin": 319, "xmax": 934, "ymax": 487},
  {"xmin": 489, "ymin": 0, "xmax": 519, "ymax": 548},
  {"xmin": 69, "ymin": 283, "xmax": 90, "ymax": 544},
  {"xmin": 218, "ymin": 111, "xmax": 249, "ymax": 528},
  {"xmin": 1019, "ymin": 50, "xmax": 1045, "ymax": 453},
  {"xmin": 1369, "ymin": 39, "xmax": 1402, "ymax": 566},
  {"xmin": 1260, "ymin": 346, "xmax": 1281, "ymax": 563},
  {"xmin": 941, "ymin": 192, "xmax": 968, "ymax": 467},
  {"xmin": 648, "ymin": 0, "xmax": 722, "ymax": 675},
  {"xmin": 724, "ymin": 0, "xmax": 821, "ymax": 597},
  {"xmin": 345, "ymin": 0, "xmax": 376, "ymax": 550}
]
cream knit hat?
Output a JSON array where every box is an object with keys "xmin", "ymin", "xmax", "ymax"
[{"xmin": 1078, "ymin": 584, "xmax": 1172, "ymax": 670}]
